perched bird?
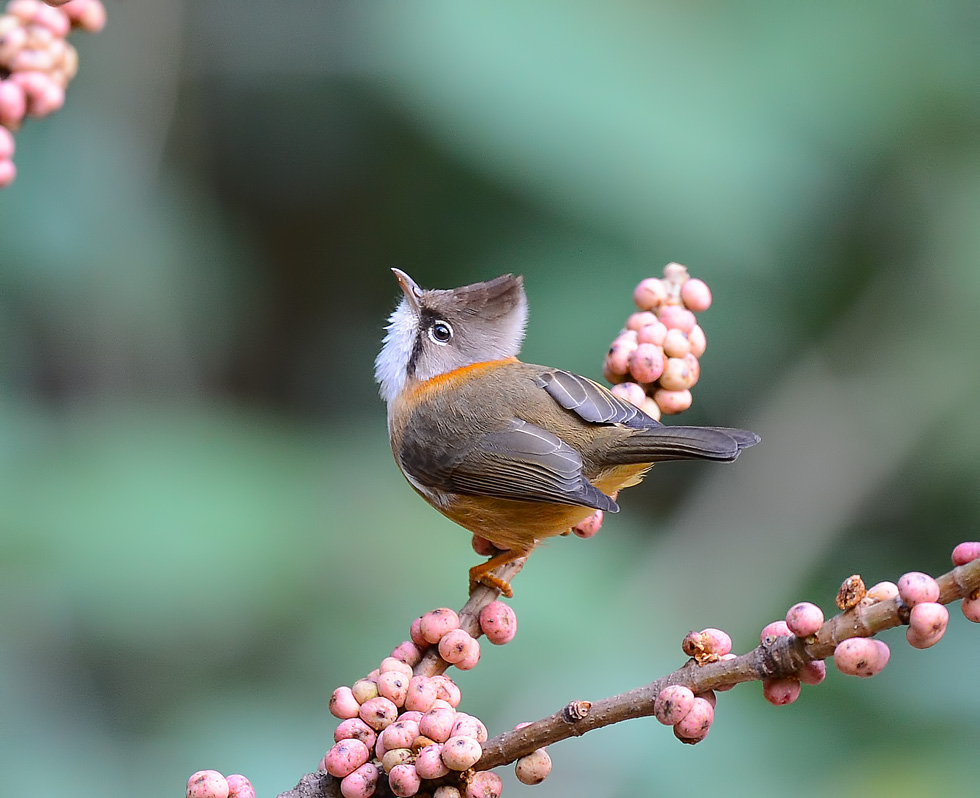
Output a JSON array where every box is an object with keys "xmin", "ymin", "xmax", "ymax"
[{"xmin": 375, "ymin": 270, "xmax": 758, "ymax": 595}]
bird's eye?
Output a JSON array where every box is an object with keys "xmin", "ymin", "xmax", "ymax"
[{"xmin": 428, "ymin": 320, "xmax": 453, "ymax": 344}]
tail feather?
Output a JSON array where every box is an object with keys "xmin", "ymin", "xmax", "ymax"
[{"xmin": 608, "ymin": 425, "xmax": 760, "ymax": 464}]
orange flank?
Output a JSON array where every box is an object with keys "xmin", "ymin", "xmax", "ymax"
[{"xmin": 408, "ymin": 357, "xmax": 519, "ymax": 401}]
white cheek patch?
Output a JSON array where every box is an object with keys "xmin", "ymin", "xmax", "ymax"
[{"xmin": 374, "ymin": 300, "xmax": 418, "ymax": 404}]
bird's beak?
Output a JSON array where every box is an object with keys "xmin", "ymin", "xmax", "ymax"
[{"xmin": 392, "ymin": 268, "xmax": 422, "ymax": 314}]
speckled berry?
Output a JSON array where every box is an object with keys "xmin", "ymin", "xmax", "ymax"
[
  {"xmin": 420, "ymin": 707, "xmax": 458, "ymax": 743},
  {"xmin": 377, "ymin": 671, "xmax": 410, "ymax": 707},
  {"xmin": 654, "ymin": 685, "xmax": 695, "ymax": 725},
  {"xmin": 420, "ymin": 608, "xmax": 460, "ymax": 644},
  {"xmin": 381, "ymin": 719, "xmax": 421, "ymax": 752},
  {"xmin": 798, "ymin": 660, "xmax": 827, "ymax": 686},
  {"xmin": 465, "ymin": 771, "xmax": 503, "ymax": 798},
  {"xmin": 441, "ymin": 735, "xmax": 483, "ymax": 771},
  {"xmin": 897, "ymin": 572, "xmax": 940, "ymax": 607},
  {"xmin": 952, "ymin": 542, "xmax": 980, "ymax": 566},
  {"xmin": 187, "ymin": 770, "xmax": 229, "ymax": 798},
  {"xmin": 673, "ymin": 696, "xmax": 713, "ymax": 742},
  {"xmin": 358, "ymin": 696, "xmax": 399, "ymax": 731},
  {"xmin": 785, "ymin": 602, "xmax": 824, "ymax": 637},
  {"xmin": 330, "ymin": 686, "xmax": 361, "ymax": 720},
  {"xmin": 387, "ymin": 763, "xmax": 421, "ymax": 797},
  {"xmin": 339, "ymin": 763, "xmax": 379, "ymax": 798},
  {"xmin": 760, "ymin": 620, "xmax": 793, "ymax": 643},
  {"xmin": 515, "ymin": 748, "xmax": 552, "ymax": 785},
  {"xmin": 653, "ymin": 387, "xmax": 692, "ymax": 414},
  {"xmin": 431, "ymin": 675, "xmax": 462, "ymax": 707},
  {"xmin": 335, "ymin": 718, "xmax": 378, "ymax": 749},
  {"xmin": 390, "ymin": 640, "xmax": 423, "ymax": 667},
  {"xmin": 415, "ymin": 743, "xmax": 449, "ymax": 779},
  {"xmin": 611, "ymin": 381, "xmax": 646, "ymax": 407},
  {"xmin": 225, "ymin": 775, "xmax": 254, "ymax": 798},
  {"xmin": 906, "ymin": 602, "xmax": 948, "ymax": 649},
  {"xmin": 762, "ymin": 677, "xmax": 801, "ymax": 706},
  {"xmin": 834, "ymin": 638, "xmax": 888, "ymax": 677},
  {"xmin": 629, "ymin": 342, "xmax": 665, "ymax": 383},
  {"xmin": 439, "ymin": 628, "xmax": 480, "ymax": 669},
  {"xmin": 325, "ymin": 739, "xmax": 371, "ymax": 778},
  {"xmin": 634, "ymin": 277, "xmax": 667, "ymax": 310},
  {"xmin": 479, "ymin": 600, "xmax": 517, "ymax": 645}
]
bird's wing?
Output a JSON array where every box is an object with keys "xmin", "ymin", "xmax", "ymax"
[
  {"xmin": 399, "ymin": 416, "xmax": 619, "ymax": 512},
  {"xmin": 534, "ymin": 369, "xmax": 656, "ymax": 427}
]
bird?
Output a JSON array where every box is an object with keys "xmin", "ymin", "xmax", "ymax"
[{"xmin": 374, "ymin": 270, "xmax": 759, "ymax": 596}]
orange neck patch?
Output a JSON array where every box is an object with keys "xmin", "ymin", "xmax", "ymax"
[{"xmin": 408, "ymin": 357, "xmax": 519, "ymax": 400}]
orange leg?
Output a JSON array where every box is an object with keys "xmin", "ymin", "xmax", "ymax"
[{"xmin": 468, "ymin": 549, "xmax": 529, "ymax": 598}]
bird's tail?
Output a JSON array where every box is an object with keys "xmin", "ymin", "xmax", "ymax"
[{"xmin": 608, "ymin": 425, "xmax": 760, "ymax": 464}]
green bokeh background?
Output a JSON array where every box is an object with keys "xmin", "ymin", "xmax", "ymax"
[{"xmin": 2, "ymin": 3, "xmax": 979, "ymax": 796}]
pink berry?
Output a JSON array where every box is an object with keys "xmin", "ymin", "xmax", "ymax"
[
  {"xmin": 438, "ymin": 628, "xmax": 480, "ymax": 669},
  {"xmin": 798, "ymin": 660, "xmax": 827, "ymax": 686},
  {"xmin": 762, "ymin": 677, "xmax": 801, "ymax": 706},
  {"xmin": 0, "ymin": 158, "xmax": 14, "ymax": 188},
  {"xmin": 187, "ymin": 770, "xmax": 229, "ymax": 798},
  {"xmin": 63, "ymin": 0, "xmax": 106, "ymax": 32},
  {"xmin": 358, "ymin": 696, "xmax": 398, "ymax": 731},
  {"xmin": 662, "ymin": 328, "xmax": 691, "ymax": 358},
  {"xmin": 377, "ymin": 671, "xmax": 410, "ymax": 707},
  {"xmin": 673, "ymin": 696, "xmax": 714, "ymax": 741},
  {"xmin": 611, "ymin": 381, "xmax": 646, "ymax": 407},
  {"xmin": 420, "ymin": 707, "xmax": 458, "ymax": 743},
  {"xmin": 634, "ymin": 277, "xmax": 667, "ymax": 310},
  {"xmin": 441, "ymin": 735, "xmax": 483, "ymax": 771},
  {"xmin": 571, "ymin": 509, "xmax": 603, "ymax": 538},
  {"xmin": 604, "ymin": 334, "xmax": 638, "ymax": 381},
  {"xmin": 325, "ymin": 739, "xmax": 370, "ymax": 778},
  {"xmin": 451, "ymin": 713, "xmax": 488, "ymax": 742},
  {"xmin": 785, "ymin": 602, "xmax": 824, "ymax": 637},
  {"xmin": 340, "ymin": 763, "xmax": 379, "ymax": 798},
  {"xmin": 379, "ymin": 657, "xmax": 414, "ymax": 677},
  {"xmin": 226, "ymin": 775, "xmax": 255, "ymax": 798},
  {"xmin": 897, "ymin": 572, "xmax": 940, "ymax": 606},
  {"xmin": 637, "ymin": 320, "xmax": 668, "ymax": 346},
  {"xmin": 659, "ymin": 357, "xmax": 696, "ymax": 391},
  {"xmin": 465, "ymin": 771, "xmax": 503, "ymax": 798},
  {"xmin": 906, "ymin": 602, "xmax": 948, "ymax": 649},
  {"xmin": 653, "ymin": 387, "xmax": 692, "ymax": 414},
  {"xmin": 952, "ymin": 542, "xmax": 980, "ymax": 566},
  {"xmin": 410, "ymin": 616, "xmax": 427, "ymax": 647},
  {"xmin": 330, "ymin": 686, "xmax": 361, "ymax": 720},
  {"xmin": 387, "ymin": 763, "xmax": 421, "ymax": 797},
  {"xmin": 833, "ymin": 638, "xmax": 887, "ymax": 677},
  {"xmin": 687, "ymin": 324, "xmax": 707, "ymax": 357},
  {"xmin": 431, "ymin": 674, "xmax": 462, "ymax": 707},
  {"xmin": 866, "ymin": 581, "xmax": 899, "ymax": 602},
  {"xmin": 680, "ymin": 278, "xmax": 712, "ymax": 311},
  {"xmin": 701, "ymin": 628, "xmax": 732, "ymax": 656},
  {"xmin": 0, "ymin": 82, "xmax": 27, "ymax": 128},
  {"xmin": 413, "ymin": 742, "xmax": 448, "ymax": 779},
  {"xmin": 479, "ymin": 600, "xmax": 517, "ymax": 645},
  {"xmin": 34, "ymin": 4, "xmax": 71, "ymax": 36},
  {"xmin": 626, "ymin": 311, "xmax": 658, "ymax": 331},
  {"xmin": 962, "ymin": 595, "xmax": 980, "ymax": 623},
  {"xmin": 654, "ymin": 685, "xmax": 695, "ymax": 725},
  {"xmin": 390, "ymin": 640, "xmax": 423, "ymax": 667},
  {"xmin": 381, "ymin": 719, "xmax": 420, "ymax": 751},
  {"xmin": 629, "ymin": 342, "xmax": 666, "ymax": 383},
  {"xmin": 404, "ymin": 675, "xmax": 439, "ymax": 713},
  {"xmin": 420, "ymin": 608, "xmax": 460, "ymax": 644},
  {"xmin": 335, "ymin": 718, "xmax": 378, "ymax": 749},
  {"xmin": 515, "ymin": 748, "xmax": 552, "ymax": 785},
  {"xmin": 640, "ymin": 396, "xmax": 662, "ymax": 421},
  {"xmin": 760, "ymin": 620, "xmax": 793, "ymax": 642},
  {"xmin": 657, "ymin": 305, "xmax": 697, "ymax": 332}
]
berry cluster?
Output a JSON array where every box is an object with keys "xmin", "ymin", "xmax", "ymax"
[
  {"xmin": 185, "ymin": 771, "xmax": 254, "ymax": 798},
  {"xmin": 323, "ymin": 602, "xmax": 542, "ymax": 798},
  {"xmin": 604, "ymin": 262, "xmax": 713, "ymax": 419},
  {"xmin": 0, "ymin": 0, "xmax": 105, "ymax": 187}
]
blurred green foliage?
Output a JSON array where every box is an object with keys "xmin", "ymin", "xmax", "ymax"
[{"xmin": 1, "ymin": 2, "xmax": 979, "ymax": 796}]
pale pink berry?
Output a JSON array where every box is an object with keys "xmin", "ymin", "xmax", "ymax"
[
  {"xmin": 680, "ymin": 278, "xmax": 712, "ymax": 312},
  {"xmin": 34, "ymin": 4, "xmax": 71, "ymax": 36},
  {"xmin": 866, "ymin": 581, "xmax": 900, "ymax": 602},
  {"xmin": 626, "ymin": 311, "xmax": 659, "ymax": 331},
  {"xmin": 6, "ymin": 0, "xmax": 40, "ymax": 22},
  {"xmin": 335, "ymin": 718, "xmax": 378, "ymax": 749},
  {"xmin": 377, "ymin": 671, "xmax": 410, "ymax": 707},
  {"xmin": 653, "ymin": 387, "xmax": 692, "ymax": 414},
  {"xmin": 379, "ymin": 656, "xmax": 414, "ymax": 677},
  {"xmin": 629, "ymin": 342, "xmax": 665, "ymax": 383},
  {"xmin": 226, "ymin": 775, "xmax": 255, "ymax": 798},
  {"xmin": 434, "ymin": 787, "xmax": 462, "ymax": 798},
  {"xmin": 420, "ymin": 608, "xmax": 460, "ymax": 644},
  {"xmin": 760, "ymin": 620, "xmax": 793, "ymax": 642},
  {"xmin": 515, "ymin": 748, "xmax": 552, "ymax": 785},
  {"xmin": 387, "ymin": 762, "xmax": 421, "ymax": 797},
  {"xmin": 906, "ymin": 602, "xmax": 948, "ymax": 649},
  {"xmin": 351, "ymin": 678, "xmax": 380, "ymax": 704},
  {"xmin": 687, "ymin": 324, "xmax": 707, "ymax": 357},
  {"xmin": 637, "ymin": 320, "xmax": 668, "ymax": 346},
  {"xmin": 612, "ymin": 381, "xmax": 647, "ymax": 407},
  {"xmin": 952, "ymin": 542, "xmax": 980, "ymax": 565},
  {"xmin": 390, "ymin": 640, "xmax": 423, "ymax": 667},
  {"xmin": 404, "ymin": 675, "xmax": 439, "ymax": 713},
  {"xmin": 640, "ymin": 396, "xmax": 662, "ymax": 421},
  {"xmin": 673, "ymin": 696, "xmax": 714, "ymax": 741},
  {"xmin": 0, "ymin": 82, "xmax": 27, "ymax": 128},
  {"xmin": 762, "ymin": 677, "xmax": 801, "ymax": 706},
  {"xmin": 634, "ymin": 277, "xmax": 667, "ymax": 310},
  {"xmin": 962, "ymin": 596, "xmax": 980, "ymax": 623},
  {"xmin": 834, "ymin": 638, "xmax": 888, "ymax": 677},
  {"xmin": 187, "ymin": 770, "xmax": 229, "ymax": 798},
  {"xmin": 410, "ymin": 616, "xmax": 427, "ymax": 647},
  {"xmin": 414, "ymin": 743, "xmax": 449, "ymax": 779},
  {"xmin": 420, "ymin": 706, "xmax": 457, "ymax": 742},
  {"xmin": 431, "ymin": 674, "xmax": 462, "ymax": 706},
  {"xmin": 451, "ymin": 713, "xmax": 488, "ymax": 742},
  {"xmin": 571, "ymin": 509, "xmax": 603, "ymax": 538},
  {"xmin": 0, "ymin": 158, "xmax": 14, "ymax": 188},
  {"xmin": 325, "ymin": 739, "xmax": 370, "ymax": 778},
  {"xmin": 465, "ymin": 771, "xmax": 502, "ymax": 798},
  {"xmin": 340, "ymin": 763, "xmax": 379, "ymax": 798},
  {"xmin": 654, "ymin": 685, "xmax": 695, "ymax": 725},
  {"xmin": 381, "ymin": 719, "xmax": 420, "ymax": 751},
  {"xmin": 659, "ymin": 357, "xmax": 697, "ymax": 391},
  {"xmin": 897, "ymin": 572, "xmax": 940, "ymax": 606},
  {"xmin": 330, "ymin": 686, "xmax": 361, "ymax": 720},
  {"xmin": 662, "ymin": 328, "xmax": 691, "ymax": 358},
  {"xmin": 358, "ymin": 696, "xmax": 398, "ymax": 731},
  {"xmin": 62, "ymin": 0, "xmax": 106, "ymax": 32},
  {"xmin": 439, "ymin": 628, "xmax": 480, "ymax": 669},
  {"xmin": 798, "ymin": 660, "xmax": 827, "ymax": 686},
  {"xmin": 479, "ymin": 600, "xmax": 517, "ymax": 645},
  {"xmin": 785, "ymin": 602, "xmax": 824, "ymax": 637},
  {"xmin": 701, "ymin": 627, "xmax": 733, "ymax": 656},
  {"xmin": 471, "ymin": 534, "xmax": 497, "ymax": 557},
  {"xmin": 441, "ymin": 735, "xmax": 483, "ymax": 771},
  {"xmin": 657, "ymin": 305, "xmax": 697, "ymax": 332},
  {"xmin": 604, "ymin": 334, "xmax": 637, "ymax": 381}
]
